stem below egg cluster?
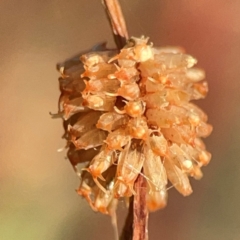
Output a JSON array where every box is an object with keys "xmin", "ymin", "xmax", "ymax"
[
  {"xmin": 120, "ymin": 174, "xmax": 149, "ymax": 240},
  {"xmin": 133, "ymin": 174, "xmax": 149, "ymax": 240}
]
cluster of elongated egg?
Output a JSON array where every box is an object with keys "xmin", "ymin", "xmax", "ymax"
[{"xmin": 56, "ymin": 37, "xmax": 212, "ymax": 215}]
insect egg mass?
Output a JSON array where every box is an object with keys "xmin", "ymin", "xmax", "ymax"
[
  {"xmin": 54, "ymin": 1, "xmax": 212, "ymax": 239},
  {"xmin": 56, "ymin": 36, "xmax": 212, "ymax": 213}
]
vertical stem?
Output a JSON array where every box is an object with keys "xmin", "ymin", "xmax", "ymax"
[
  {"xmin": 133, "ymin": 174, "xmax": 149, "ymax": 240},
  {"xmin": 102, "ymin": 1, "xmax": 149, "ymax": 239},
  {"xmin": 102, "ymin": 0, "xmax": 128, "ymax": 49}
]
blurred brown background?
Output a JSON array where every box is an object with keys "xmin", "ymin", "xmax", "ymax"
[{"xmin": 1, "ymin": 0, "xmax": 240, "ymax": 239}]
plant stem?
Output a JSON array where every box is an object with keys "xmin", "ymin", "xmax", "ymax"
[
  {"xmin": 102, "ymin": 0, "xmax": 128, "ymax": 49},
  {"xmin": 133, "ymin": 174, "xmax": 149, "ymax": 240},
  {"xmin": 120, "ymin": 174, "xmax": 149, "ymax": 240},
  {"xmin": 102, "ymin": 1, "xmax": 149, "ymax": 239}
]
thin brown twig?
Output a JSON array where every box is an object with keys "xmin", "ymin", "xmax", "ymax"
[
  {"xmin": 102, "ymin": 0, "xmax": 128, "ymax": 49},
  {"xmin": 133, "ymin": 174, "xmax": 149, "ymax": 240},
  {"xmin": 102, "ymin": 1, "xmax": 149, "ymax": 239},
  {"xmin": 120, "ymin": 173, "xmax": 149, "ymax": 240}
]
